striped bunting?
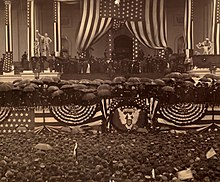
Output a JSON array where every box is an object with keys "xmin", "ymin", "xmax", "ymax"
[
  {"xmin": 184, "ymin": 0, "xmax": 194, "ymax": 53},
  {"xmin": 212, "ymin": 0, "xmax": 220, "ymax": 54},
  {"xmin": 34, "ymin": 105, "xmax": 103, "ymax": 133},
  {"xmin": 76, "ymin": 0, "xmax": 112, "ymax": 51},
  {"xmin": 125, "ymin": 0, "xmax": 167, "ymax": 49},
  {"xmin": 0, "ymin": 107, "xmax": 11, "ymax": 123},
  {"xmin": 158, "ymin": 105, "xmax": 220, "ymax": 131}
]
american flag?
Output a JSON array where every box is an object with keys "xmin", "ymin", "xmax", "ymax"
[
  {"xmin": 3, "ymin": 52, "xmax": 13, "ymax": 72},
  {"xmin": 212, "ymin": 0, "xmax": 220, "ymax": 54},
  {"xmin": 184, "ymin": 0, "xmax": 194, "ymax": 57},
  {"xmin": 0, "ymin": 109, "xmax": 34, "ymax": 133},
  {"xmin": 99, "ymin": 0, "xmax": 145, "ymax": 21},
  {"xmin": 3, "ymin": 1, "xmax": 13, "ymax": 72}
]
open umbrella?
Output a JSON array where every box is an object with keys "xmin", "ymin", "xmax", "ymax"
[
  {"xmin": 41, "ymin": 77, "xmax": 54, "ymax": 84},
  {"xmin": 165, "ymin": 72, "xmax": 182, "ymax": 79},
  {"xmin": 31, "ymin": 79, "xmax": 44, "ymax": 85},
  {"xmin": 140, "ymin": 78, "xmax": 153, "ymax": 83},
  {"xmin": 93, "ymin": 79, "xmax": 104, "ymax": 84},
  {"xmin": 113, "ymin": 76, "xmax": 126, "ymax": 84},
  {"xmin": 47, "ymin": 86, "xmax": 59, "ymax": 92},
  {"xmin": 60, "ymin": 84, "xmax": 75, "ymax": 90},
  {"xmin": 97, "ymin": 89, "xmax": 111, "ymax": 97},
  {"xmin": 69, "ymin": 80, "xmax": 79, "ymax": 84},
  {"xmin": 154, "ymin": 79, "xmax": 165, "ymax": 86},
  {"xmin": 127, "ymin": 77, "xmax": 141, "ymax": 84},
  {"xmin": 82, "ymin": 93, "xmax": 96, "ymax": 101},
  {"xmin": 0, "ymin": 83, "xmax": 13, "ymax": 92},
  {"xmin": 97, "ymin": 84, "xmax": 111, "ymax": 91},
  {"xmin": 23, "ymin": 85, "xmax": 35, "ymax": 92},
  {"xmin": 79, "ymin": 79, "xmax": 91, "ymax": 85},
  {"xmin": 90, "ymin": 80, "xmax": 101, "ymax": 86},
  {"xmin": 52, "ymin": 89, "xmax": 64, "ymax": 98},
  {"xmin": 80, "ymin": 88, "xmax": 96, "ymax": 93},
  {"xmin": 103, "ymin": 80, "xmax": 113, "ymax": 84},
  {"xmin": 162, "ymin": 86, "xmax": 175, "ymax": 92},
  {"xmin": 34, "ymin": 143, "xmax": 53, "ymax": 151},
  {"xmin": 204, "ymin": 73, "xmax": 220, "ymax": 80},
  {"xmin": 72, "ymin": 84, "xmax": 88, "ymax": 90},
  {"xmin": 59, "ymin": 80, "xmax": 70, "ymax": 85}
]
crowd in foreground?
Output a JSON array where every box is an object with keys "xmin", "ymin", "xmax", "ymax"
[{"xmin": 0, "ymin": 130, "xmax": 219, "ymax": 182}]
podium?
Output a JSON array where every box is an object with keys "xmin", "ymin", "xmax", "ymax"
[{"xmin": 193, "ymin": 55, "xmax": 220, "ymax": 68}]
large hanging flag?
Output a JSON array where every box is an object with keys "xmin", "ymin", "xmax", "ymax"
[
  {"xmin": 3, "ymin": 0, "xmax": 13, "ymax": 72},
  {"xmin": 212, "ymin": 0, "xmax": 220, "ymax": 54},
  {"xmin": 184, "ymin": 0, "xmax": 194, "ymax": 57},
  {"xmin": 125, "ymin": 0, "xmax": 167, "ymax": 49},
  {"xmin": 76, "ymin": 0, "xmax": 112, "ymax": 51}
]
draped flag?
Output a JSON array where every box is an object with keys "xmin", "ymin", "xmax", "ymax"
[
  {"xmin": 125, "ymin": 0, "xmax": 167, "ymax": 49},
  {"xmin": 3, "ymin": 0, "xmax": 13, "ymax": 72},
  {"xmin": 212, "ymin": 0, "xmax": 220, "ymax": 54},
  {"xmin": 76, "ymin": 0, "xmax": 112, "ymax": 51},
  {"xmin": 184, "ymin": 0, "xmax": 194, "ymax": 57}
]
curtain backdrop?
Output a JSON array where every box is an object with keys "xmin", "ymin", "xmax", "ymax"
[
  {"xmin": 76, "ymin": 0, "xmax": 167, "ymax": 51},
  {"xmin": 125, "ymin": 0, "xmax": 167, "ymax": 49},
  {"xmin": 76, "ymin": 0, "xmax": 112, "ymax": 51}
]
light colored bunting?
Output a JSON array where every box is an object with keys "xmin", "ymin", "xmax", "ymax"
[{"xmin": 184, "ymin": 0, "xmax": 194, "ymax": 52}]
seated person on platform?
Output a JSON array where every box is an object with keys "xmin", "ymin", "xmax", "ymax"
[{"xmin": 196, "ymin": 38, "xmax": 213, "ymax": 55}]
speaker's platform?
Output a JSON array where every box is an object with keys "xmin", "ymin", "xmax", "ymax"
[{"xmin": 0, "ymin": 70, "xmax": 61, "ymax": 82}]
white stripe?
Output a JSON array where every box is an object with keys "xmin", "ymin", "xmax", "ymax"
[
  {"xmin": 152, "ymin": 0, "xmax": 159, "ymax": 46},
  {"xmin": 8, "ymin": 3, "xmax": 12, "ymax": 52},
  {"xmin": 35, "ymin": 117, "xmax": 56, "ymax": 123},
  {"xmin": 27, "ymin": 26, "xmax": 30, "ymax": 60},
  {"xmin": 160, "ymin": 0, "xmax": 167, "ymax": 47},
  {"xmin": 212, "ymin": 0, "xmax": 216, "ymax": 43},
  {"xmin": 80, "ymin": 0, "xmax": 94, "ymax": 50},
  {"xmin": 76, "ymin": 0, "xmax": 88, "ymax": 50},
  {"xmin": 31, "ymin": 0, "xmax": 35, "ymax": 57},
  {"xmin": 54, "ymin": 22, "xmax": 57, "ymax": 55},
  {"xmin": 216, "ymin": 23, "xmax": 220, "ymax": 54},
  {"xmin": 57, "ymin": 1, "xmax": 61, "ymax": 54},
  {"xmin": 5, "ymin": 25, "xmax": 8, "ymax": 52},
  {"xmin": 85, "ymin": 0, "xmax": 100, "ymax": 49},
  {"xmin": 145, "ymin": 1, "xmax": 155, "ymax": 48}
]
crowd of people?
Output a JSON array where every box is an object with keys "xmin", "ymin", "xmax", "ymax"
[{"xmin": 0, "ymin": 130, "xmax": 219, "ymax": 181}]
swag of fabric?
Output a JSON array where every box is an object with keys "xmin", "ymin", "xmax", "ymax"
[
  {"xmin": 76, "ymin": 0, "xmax": 112, "ymax": 51},
  {"xmin": 76, "ymin": 0, "xmax": 167, "ymax": 51}
]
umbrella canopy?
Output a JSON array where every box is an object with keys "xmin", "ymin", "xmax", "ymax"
[
  {"xmin": 154, "ymin": 79, "xmax": 165, "ymax": 86},
  {"xmin": 41, "ymin": 77, "xmax": 54, "ymax": 84},
  {"xmin": 103, "ymin": 80, "xmax": 113, "ymax": 85},
  {"xmin": 72, "ymin": 84, "xmax": 88, "ymax": 90},
  {"xmin": 0, "ymin": 83, "xmax": 13, "ymax": 92},
  {"xmin": 90, "ymin": 80, "xmax": 102, "ymax": 86},
  {"xmin": 204, "ymin": 73, "xmax": 220, "ymax": 80},
  {"xmin": 31, "ymin": 79, "xmax": 44, "ymax": 85},
  {"xmin": 97, "ymin": 89, "xmax": 111, "ymax": 97},
  {"xmin": 34, "ymin": 143, "xmax": 53, "ymax": 151},
  {"xmin": 183, "ymin": 81, "xmax": 195, "ymax": 87},
  {"xmin": 97, "ymin": 84, "xmax": 111, "ymax": 91},
  {"xmin": 165, "ymin": 72, "xmax": 182, "ymax": 79},
  {"xmin": 52, "ymin": 89, "xmax": 64, "ymax": 98},
  {"xmin": 69, "ymin": 80, "xmax": 79, "ymax": 84},
  {"xmin": 13, "ymin": 79, "xmax": 22, "ymax": 85},
  {"xmin": 23, "ymin": 85, "xmax": 35, "ymax": 92},
  {"xmin": 47, "ymin": 86, "xmax": 59, "ymax": 92},
  {"xmin": 60, "ymin": 84, "xmax": 75, "ymax": 90},
  {"xmin": 82, "ymin": 93, "xmax": 96, "ymax": 101},
  {"xmin": 113, "ymin": 76, "xmax": 126, "ymax": 84},
  {"xmin": 16, "ymin": 79, "xmax": 31, "ymax": 87},
  {"xmin": 80, "ymin": 88, "xmax": 96, "ymax": 93},
  {"xmin": 140, "ymin": 78, "xmax": 153, "ymax": 83},
  {"xmin": 79, "ymin": 79, "xmax": 91, "ymax": 85},
  {"xmin": 127, "ymin": 77, "xmax": 141, "ymax": 84},
  {"xmin": 162, "ymin": 86, "xmax": 175, "ymax": 92},
  {"xmin": 93, "ymin": 79, "xmax": 104, "ymax": 84}
]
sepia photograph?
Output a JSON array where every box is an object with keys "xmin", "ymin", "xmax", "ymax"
[{"xmin": 0, "ymin": 0, "xmax": 219, "ymax": 181}]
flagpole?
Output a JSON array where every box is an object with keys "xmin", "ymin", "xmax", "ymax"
[{"xmin": 54, "ymin": 0, "xmax": 61, "ymax": 57}]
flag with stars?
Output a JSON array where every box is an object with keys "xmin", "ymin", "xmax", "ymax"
[
  {"xmin": 99, "ymin": 0, "xmax": 145, "ymax": 21},
  {"xmin": 3, "ymin": 52, "xmax": 13, "ymax": 72},
  {"xmin": 212, "ymin": 0, "xmax": 220, "ymax": 54},
  {"xmin": 0, "ymin": 109, "xmax": 34, "ymax": 133}
]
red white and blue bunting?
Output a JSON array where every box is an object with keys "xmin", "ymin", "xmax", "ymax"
[
  {"xmin": 159, "ymin": 103, "xmax": 207, "ymax": 125},
  {"xmin": 50, "ymin": 104, "xmax": 100, "ymax": 125},
  {"xmin": 0, "ymin": 107, "xmax": 11, "ymax": 124}
]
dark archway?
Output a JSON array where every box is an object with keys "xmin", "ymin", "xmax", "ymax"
[{"xmin": 113, "ymin": 35, "xmax": 133, "ymax": 60}]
